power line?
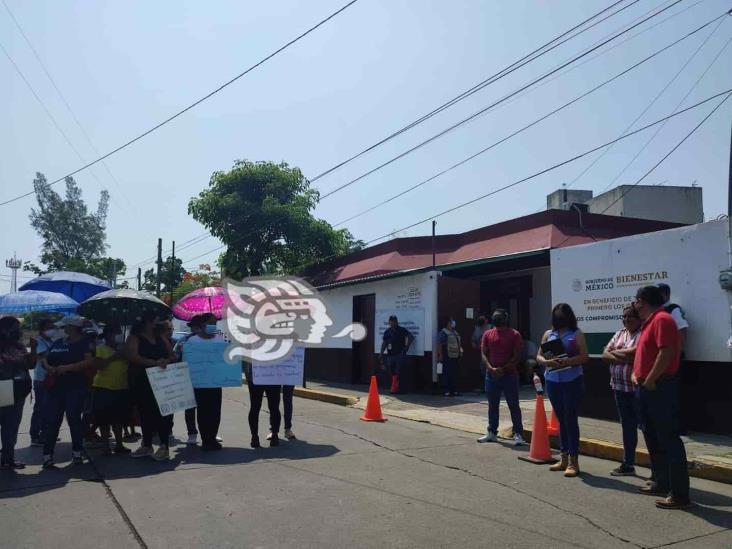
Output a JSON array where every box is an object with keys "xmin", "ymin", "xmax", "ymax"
[
  {"xmin": 0, "ymin": 0, "xmax": 361, "ymax": 207},
  {"xmin": 318, "ymin": 0, "xmax": 688, "ymax": 201},
  {"xmin": 598, "ymin": 29, "xmax": 732, "ymax": 193},
  {"xmin": 309, "ymin": 0, "xmax": 639, "ymax": 184},
  {"xmin": 331, "ymin": 13, "xmax": 721, "ymax": 227},
  {"xmin": 1, "ymin": 0, "xmax": 135, "ymax": 211},
  {"xmin": 183, "ymin": 89, "xmax": 732, "ymax": 271},
  {"xmin": 563, "ymin": 15, "xmax": 725, "ymax": 194}
]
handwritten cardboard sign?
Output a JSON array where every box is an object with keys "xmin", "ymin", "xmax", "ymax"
[{"xmin": 146, "ymin": 362, "xmax": 197, "ymax": 416}]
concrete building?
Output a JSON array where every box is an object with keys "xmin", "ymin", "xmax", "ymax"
[{"xmin": 546, "ymin": 184, "xmax": 703, "ymax": 225}]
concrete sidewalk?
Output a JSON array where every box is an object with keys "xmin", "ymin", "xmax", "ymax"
[{"xmin": 298, "ymin": 380, "xmax": 732, "ymax": 484}]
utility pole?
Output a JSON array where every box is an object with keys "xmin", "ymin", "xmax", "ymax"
[
  {"xmin": 5, "ymin": 253, "xmax": 22, "ymax": 292},
  {"xmin": 431, "ymin": 220, "xmax": 437, "ymax": 269},
  {"xmin": 170, "ymin": 241, "xmax": 176, "ymax": 305},
  {"xmin": 137, "ymin": 268, "xmax": 142, "ymax": 291},
  {"xmin": 155, "ymin": 238, "xmax": 162, "ymax": 298}
]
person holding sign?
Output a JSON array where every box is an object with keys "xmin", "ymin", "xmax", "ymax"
[
  {"xmin": 42, "ymin": 316, "xmax": 94, "ymax": 468},
  {"xmin": 179, "ymin": 314, "xmax": 223, "ymax": 451},
  {"xmin": 127, "ymin": 312, "xmax": 176, "ymax": 461},
  {"xmin": 536, "ymin": 304, "xmax": 589, "ymax": 478},
  {"xmin": 0, "ymin": 317, "xmax": 34, "ymax": 470},
  {"xmin": 245, "ymin": 362, "xmax": 281, "ymax": 449}
]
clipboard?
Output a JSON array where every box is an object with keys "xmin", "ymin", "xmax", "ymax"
[{"xmin": 540, "ymin": 338, "xmax": 567, "ymax": 359}]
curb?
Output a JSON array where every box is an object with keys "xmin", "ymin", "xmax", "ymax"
[
  {"xmin": 294, "ymin": 387, "xmax": 358, "ymax": 407},
  {"xmin": 296, "ymin": 387, "xmax": 732, "ymax": 485}
]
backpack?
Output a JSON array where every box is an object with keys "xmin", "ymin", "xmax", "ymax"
[{"xmin": 442, "ymin": 329, "xmax": 461, "ymax": 359}]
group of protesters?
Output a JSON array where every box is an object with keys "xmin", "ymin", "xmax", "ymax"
[
  {"xmin": 472, "ymin": 282, "xmax": 690, "ymax": 510},
  {"xmin": 0, "ymin": 310, "xmax": 296, "ymax": 471}
]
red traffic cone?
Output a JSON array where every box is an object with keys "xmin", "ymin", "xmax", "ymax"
[
  {"xmin": 547, "ymin": 409, "xmax": 560, "ymax": 437},
  {"xmin": 360, "ymin": 376, "xmax": 387, "ymax": 422},
  {"xmin": 518, "ymin": 394, "xmax": 557, "ymax": 464},
  {"xmin": 390, "ymin": 374, "xmax": 400, "ymax": 394}
]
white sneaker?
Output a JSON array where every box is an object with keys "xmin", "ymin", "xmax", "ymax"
[
  {"xmin": 215, "ymin": 435, "xmax": 223, "ymax": 443},
  {"xmin": 131, "ymin": 446, "xmax": 153, "ymax": 459},
  {"xmin": 284, "ymin": 429, "xmax": 296, "ymax": 440},
  {"xmin": 186, "ymin": 434, "xmax": 198, "ymax": 445},
  {"xmin": 266, "ymin": 432, "xmax": 273, "ymax": 441},
  {"xmin": 514, "ymin": 433, "xmax": 527, "ymax": 446},
  {"xmin": 477, "ymin": 432, "xmax": 498, "ymax": 443},
  {"xmin": 152, "ymin": 447, "xmax": 170, "ymax": 461}
]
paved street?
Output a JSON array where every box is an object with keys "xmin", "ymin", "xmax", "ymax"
[{"xmin": 1, "ymin": 387, "xmax": 731, "ymax": 549}]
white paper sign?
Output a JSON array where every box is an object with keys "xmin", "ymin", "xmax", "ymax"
[
  {"xmin": 252, "ymin": 346, "xmax": 304, "ymax": 386},
  {"xmin": 0, "ymin": 380, "xmax": 13, "ymax": 407},
  {"xmin": 374, "ymin": 308, "xmax": 424, "ymax": 356},
  {"xmin": 145, "ymin": 362, "xmax": 197, "ymax": 416}
]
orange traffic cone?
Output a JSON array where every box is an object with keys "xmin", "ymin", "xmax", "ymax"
[
  {"xmin": 547, "ymin": 409, "xmax": 560, "ymax": 437},
  {"xmin": 518, "ymin": 394, "xmax": 557, "ymax": 464},
  {"xmin": 360, "ymin": 376, "xmax": 387, "ymax": 422}
]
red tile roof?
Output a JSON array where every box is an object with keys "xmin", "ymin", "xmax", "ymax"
[{"xmin": 307, "ymin": 210, "xmax": 682, "ymax": 287}]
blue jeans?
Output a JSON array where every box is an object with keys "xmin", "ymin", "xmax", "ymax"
[
  {"xmin": 30, "ymin": 380, "xmax": 47, "ymax": 440},
  {"xmin": 485, "ymin": 373, "xmax": 523, "ymax": 435},
  {"xmin": 614, "ymin": 390, "xmax": 638, "ymax": 467},
  {"xmin": 0, "ymin": 398, "xmax": 25, "ymax": 464},
  {"xmin": 637, "ymin": 378, "xmax": 689, "ymax": 499},
  {"xmin": 441, "ymin": 357, "xmax": 458, "ymax": 395},
  {"xmin": 44, "ymin": 386, "xmax": 88, "ymax": 455},
  {"xmin": 546, "ymin": 376, "xmax": 583, "ymax": 456}
]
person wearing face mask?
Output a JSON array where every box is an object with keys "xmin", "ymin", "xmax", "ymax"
[
  {"xmin": 42, "ymin": 315, "xmax": 94, "ymax": 468},
  {"xmin": 477, "ymin": 309, "xmax": 525, "ymax": 446},
  {"xmin": 536, "ymin": 304, "xmax": 589, "ymax": 478},
  {"xmin": 0, "ymin": 316, "xmax": 35, "ymax": 470},
  {"xmin": 92, "ymin": 324, "xmax": 131, "ymax": 455},
  {"xmin": 437, "ymin": 317, "xmax": 463, "ymax": 397},
  {"xmin": 602, "ymin": 305, "xmax": 641, "ymax": 477},
  {"xmin": 29, "ymin": 318, "xmax": 59, "ymax": 447},
  {"xmin": 178, "ymin": 314, "xmax": 224, "ymax": 451}
]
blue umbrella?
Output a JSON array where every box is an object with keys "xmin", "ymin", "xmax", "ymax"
[
  {"xmin": 19, "ymin": 271, "xmax": 111, "ymax": 303},
  {"xmin": 0, "ymin": 290, "xmax": 79, "ymax": 314}
]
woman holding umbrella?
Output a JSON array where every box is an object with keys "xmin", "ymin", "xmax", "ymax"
[{"xmin": 126, "ymin": 311, "xmax": 176, "ymax": 461}]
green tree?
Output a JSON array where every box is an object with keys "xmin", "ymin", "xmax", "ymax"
[
  {"xmin": 188, "ymin": 160, "xmax": 363, "ymax": 278},
  {"xmin": 26, "ymin": 172, "xmax": 126, "ymax": 281},
  {"xmin": 141, "ymin": 256, "xmax": 186, "ymax": 295},
  {"xmin": 171, "ymin": 264, "xmax": 221, "ymax": 303}
]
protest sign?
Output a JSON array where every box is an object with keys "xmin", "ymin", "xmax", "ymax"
[
  {"xmin": 184, "ymin": 339, "xmax": 242, "ymax": 388},
  {"xmin": 0, "ymin": 380, "xmax": 13, "ymax": 407},
  {"xmin": 146, "ymin": 362, "xmax": 197, "ymax": 416},
  {"xmin": 252, "ymin": 346, "xmax": 304, "ymax": 386}
]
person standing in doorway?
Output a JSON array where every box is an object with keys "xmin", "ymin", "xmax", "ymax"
[
  {"xmin": 477, "ymin": 309, "xmax": 525, "ymax": 446},
  {"xmin": 471, "ymin": 316, "xmax": 491, "ymax": 391},
  {"xmin": 632, "ymin": 285, "xmax": 690, "ymax": 510},
  {"xmin": 379, "ymin": 315, "xmax": 414, "ymax": 395},
  {"xmin": 437, "ymin": 317, "xmax": 462, "ymax": 397},
  {"xmin": 602, "ymin": 305, "xmax": 641, "ymax": 476},
  {"xmin": 536, "ymin": 304, "xmax": 588, "ymax": 478},
  {"xmin": 30, "ymin": 318, "xmax": 58, "ymax": 447}
]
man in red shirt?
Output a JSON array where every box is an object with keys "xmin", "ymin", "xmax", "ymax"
[
  {"xmin": 632, "ymin": 285, "xmax": 690, "ymax": 510},
  {"xmin": 477, "ymin": 309, "xmax": 525, "ymax": 446}
]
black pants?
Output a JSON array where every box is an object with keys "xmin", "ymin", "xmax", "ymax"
[
  {"xmin": 247, "ymin": 382, "xmax": 280, "ymax": 438},
  {"xmin": 133, "ymin": 374, "xmax": 172, "ymax": 448},
  {"xmin": 185, "ymin": 408, "xmax": 197, "ymax": 435},
  {"xmin": 194, "ymin": 388, "xmax": 221, "ymax": 445},
  {"xmin": 270, "ymin": 385, "xmax": 294, "ymax": 432}
]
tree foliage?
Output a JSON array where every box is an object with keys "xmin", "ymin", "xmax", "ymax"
[
  {"xmin": 188, "ymin": 160, "xmax": 363, "ymax": 278},
  {"xmin": 26, "ymin": 173, "xmax": 126, "ymax": 282},
  {"xmin": 141, "ymin": 256, "xmax": 185, "ymax": 295},
  {"xmin": 171, "ymin": 264, "xmax": 221, "ymax": 303}
]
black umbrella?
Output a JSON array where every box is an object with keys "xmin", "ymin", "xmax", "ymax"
[{"xmin": 78, "ymin": 288, "xmax": 171, "ymax": 326}]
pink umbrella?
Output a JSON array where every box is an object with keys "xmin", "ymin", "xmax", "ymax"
[{"xmin": 172, "ymin": 286, "xmax": 225, "ymax": 321}]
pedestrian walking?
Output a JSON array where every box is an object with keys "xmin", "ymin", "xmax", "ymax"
[
  {"xmin": 477, "ymin": 309, "xmax": 525, "ymax": 446},
  {"xmin": 244, "ymin": 363, "xmax": 281, "ymax": 448},
  {"xmin": 379, "ymin": 315, "xmax": 414, "ymax": 394},
  {"xmin": 127, "ymin": 312, "xmax": 175, "ymax": 461},
  {"xmin": 29, "ymin": 318, "xmax": 58, "ymax": 447},
  {"xmin": 602, "ymin": 305, "xmax": 641, "ymax": 476},
  {"xmin": 42, "ymin": 315, "xmax": 94, "ymax": 468},
  {"xmin": 93, "ymin": 324, "xmax": 131, "ymax": 455},
  {"xmin": 179, "ymin": 314, "xmax": 223, "ymax": 451},
  {"xmin": 632, "ymin": 285, "xmax": 690, "ymax": 510},
  {"xmin": 0, "ymin": 316, "xmax": 34, "ymax": 470},
  {"xmin": 536, "ymin": 304, "xmax": 588, "ymax": 478},
  {"xmin": 437, "ymin": 317, "xmax": 462, "ymax": 397}
]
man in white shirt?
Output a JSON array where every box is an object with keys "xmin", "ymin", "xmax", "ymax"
[{"xmin": 657, "ymin": 283, "xmax": 688, "ymax": 353}]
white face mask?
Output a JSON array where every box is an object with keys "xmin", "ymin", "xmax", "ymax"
[{"xmin": 42, "ymin": 329, "xmax": 61, "ymax": 340}]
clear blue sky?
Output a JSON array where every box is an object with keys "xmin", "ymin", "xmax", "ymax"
[{"xmin": 1, "ymin": 0, "xmax": 731, "ymax": 292}]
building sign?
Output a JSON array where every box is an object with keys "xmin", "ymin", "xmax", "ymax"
[
  {"xmin": 374, "ymin": 307, "xmax": 425, "ymax": 356},
  {"xmin": 551, "ymin": 220, "xmax": 731, "ymax": 362}
]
